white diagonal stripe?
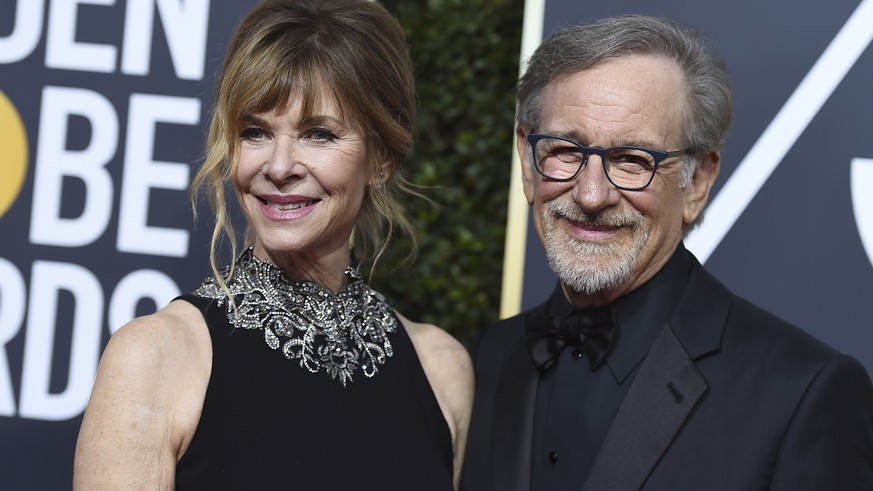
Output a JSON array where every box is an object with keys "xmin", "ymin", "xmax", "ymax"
[
  {"xmin": 686, "ymin": 0, "xmax": 873, "ymax": 262},
  {"xmin": 851, "ymin": 158, "xmax": 873, "ymax": 268}
]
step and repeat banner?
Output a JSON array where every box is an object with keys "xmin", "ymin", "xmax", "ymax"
[
  {"xmin": 517, "ymin": 0, "xmax": 873, "ymax": 373},
  {"xmin": 1, "ymin": 0, "xmax": 872, "ymax": 488},
  {"xmin": 0, "ymin": 1, "xmax": 258, "ymax": 487}
]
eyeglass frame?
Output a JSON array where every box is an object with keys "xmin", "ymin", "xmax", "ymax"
[{"xmin": 526, "ymin": 133, "xmax": 691, "ymax": 191}]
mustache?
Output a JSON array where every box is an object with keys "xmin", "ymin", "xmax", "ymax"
[{"xmin": 546, "ymin": 200, "xmax": 643, "ymax": 228}]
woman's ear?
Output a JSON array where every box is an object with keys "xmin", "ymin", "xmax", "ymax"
[{"xmin": 369, "ymin": 163, "xmax": 390, "ymax": 186}]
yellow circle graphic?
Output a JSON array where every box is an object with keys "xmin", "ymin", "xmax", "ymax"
[{"xmin": 0, "ymin": 89, "xmax": 29, "ymax": 219}]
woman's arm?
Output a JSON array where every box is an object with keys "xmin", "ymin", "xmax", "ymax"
[
  {"xmin": 400, "ymin": 313, "xmax": 475, "ymax": 491},
  {"xmin": 73, "ymin": 300, "xmax": 212, "ymax": 490}
]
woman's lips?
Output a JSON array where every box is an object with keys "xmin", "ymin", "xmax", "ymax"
[{"xmin": 256, "ymin": 195, "xmax": 319, "ymax": 220}]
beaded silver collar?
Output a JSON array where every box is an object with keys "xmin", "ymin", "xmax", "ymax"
[{"xmin": 194, "ymin": 248, "xmax": 397, "ymax": 387}]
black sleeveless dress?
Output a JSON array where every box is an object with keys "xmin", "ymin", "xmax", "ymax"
[{"xmin": 175, "ymin": 294, "xmax": 454, "ymax": 490}]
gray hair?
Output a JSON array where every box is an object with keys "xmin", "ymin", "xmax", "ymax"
[{"xmin": 517, "ymin": 15, "xmax": 733, "ymax": 186}]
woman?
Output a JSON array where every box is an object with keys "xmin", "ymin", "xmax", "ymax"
[{"xmin": 73, "ymin": 0, "xmax": 474, "ymax": 489}]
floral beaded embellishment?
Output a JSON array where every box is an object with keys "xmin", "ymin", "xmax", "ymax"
[{"xmin": 195, "ymin": 249, "xmax": 397, "ymax": 387}]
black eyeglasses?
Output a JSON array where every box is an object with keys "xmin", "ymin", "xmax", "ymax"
[{"xmin": 527, "ymin": 134, "xmax": 690, "ymax": 191}]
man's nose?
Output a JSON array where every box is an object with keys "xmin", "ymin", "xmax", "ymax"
[{"xmin": 570, "ymin": 154, "xmax": 620, "ymax": 212}]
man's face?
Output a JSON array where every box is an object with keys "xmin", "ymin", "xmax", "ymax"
[{"xmin": 518, "ymin": 54, "xmax": 719, "ymax": 305}]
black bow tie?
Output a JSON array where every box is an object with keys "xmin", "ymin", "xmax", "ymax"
[{"xmin": 525, "ymin": 305, "xmax": 617, "ymax": 376}]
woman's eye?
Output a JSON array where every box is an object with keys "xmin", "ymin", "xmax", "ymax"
[
  {"xmin": 310, "ymin": 128, "xmax": 337, "ymax": 142},
  {"xmin": 240, "ymin": 127, "xmax": 267, "ymax": 141}
]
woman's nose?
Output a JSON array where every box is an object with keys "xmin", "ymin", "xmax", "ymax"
[{"xmin": 262, "ymin": 137, "xmax": 306, "ymax": 182}]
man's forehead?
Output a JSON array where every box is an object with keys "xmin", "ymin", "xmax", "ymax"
[{"xmin": 538, "ymin": 55, "xmax": 687, "ymax": 146}]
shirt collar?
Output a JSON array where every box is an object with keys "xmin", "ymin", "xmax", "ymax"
[{"xmin": 547, "ymin": 243, "xmax": 694, "ymax": 382}]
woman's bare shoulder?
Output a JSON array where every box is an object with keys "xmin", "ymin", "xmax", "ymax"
[
  {"xmin": 397, "ymin": 312, "xmax": 474, "ymax": 488},
  {"xmin": 98, "ymin": 300, "xmax": 208, "ymax": 377},
  {"xmin": 399, "ymin": 313, "xmax": 473, "ymax": 381},
  {"xmin": 122, "ymin": 299, "xmax": 206, "ymax": 335},
  {"xmin": 73, "ymin": 299, "xmax": 212, "ymax": 490}
]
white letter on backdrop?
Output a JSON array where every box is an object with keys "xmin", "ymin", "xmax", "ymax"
[
  {"xmin": 121, "ymin": 0, "xmax": 210, "ymax": 80},
  {"xmin": 19, "ymin": 261, "xmax": 104, "ymax": 421},
  {"xmin": 45, "ymin": 0, "xmax": 118, "ymax": 72},
  {"xmin": 0, "ymin": 257, "xmax": 27, "ymax": 417},
  {"xmin": 30, "ymin": 86, "xmax": 117, "ymax": 247},
  {"xmin": 117, "ymin": 94, "xmax": 199, "ymax": 257},
  {"xmin": 0, "ymin": 0, "xmax": 45, "ymax": 64}
]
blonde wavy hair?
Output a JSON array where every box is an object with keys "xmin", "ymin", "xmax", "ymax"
[{"xmin": 191, "ymin": 0, "xmax": 417, "ymax": 290}]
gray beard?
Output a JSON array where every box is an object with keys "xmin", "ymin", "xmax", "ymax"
[{"xmin": 541, "ymin": 200, "xmax": 648, "ymax": 295}]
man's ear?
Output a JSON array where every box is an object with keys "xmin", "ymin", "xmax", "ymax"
[
  {"xmin": 683, "ymin": 150, "xmax": 720, "ymax": 226},
  {"xmin": 518, "ymin": 127, "xmax": 536, "ymax": 205}
]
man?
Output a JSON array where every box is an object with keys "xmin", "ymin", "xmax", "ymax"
[{"xmin": 461, "ymin": 15, "xmax": 873, "ymax": 491}]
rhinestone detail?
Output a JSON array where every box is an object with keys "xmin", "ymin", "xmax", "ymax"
[{"xmin": 195, "ymin": 248, "xmax": 397, "ymax": 387}]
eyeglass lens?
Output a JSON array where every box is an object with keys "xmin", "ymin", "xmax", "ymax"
[{"xmin": 533, "ymin": 136, "xmax": 656, "ymax": 189}]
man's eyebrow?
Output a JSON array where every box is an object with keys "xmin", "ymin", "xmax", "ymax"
[
  {"xmin": 540, "ymin": 130, "xmax": 664, "ymax": 149},
  {"xmin": 541, "ymin": 129, "xmax": 583, "ymax": 141}
]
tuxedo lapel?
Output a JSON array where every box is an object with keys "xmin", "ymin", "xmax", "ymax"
[
  {"xmin": 582, "ymin": 257, "xmax": 729, "ymax": 491},
  {"xmin": 582, "ymin": 324, "xmax": 708, "ymax": 491},
  {"xmin": 491, "ymin": 334, "xmax": 539, "ymax": 491}
]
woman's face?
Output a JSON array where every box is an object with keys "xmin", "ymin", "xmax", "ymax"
[{"xmin": 233, "ymin": 92, "xmax": 371, "ymax": 280}]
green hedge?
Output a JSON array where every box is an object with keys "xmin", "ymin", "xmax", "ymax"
[{"xmin": 370, "ymin": 0, "xmax": 524, "ymax": 345}]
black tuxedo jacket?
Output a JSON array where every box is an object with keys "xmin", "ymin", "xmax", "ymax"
[{"xmin": 461, "ymin": 257, "xmax": 873, "ymax": 490}]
